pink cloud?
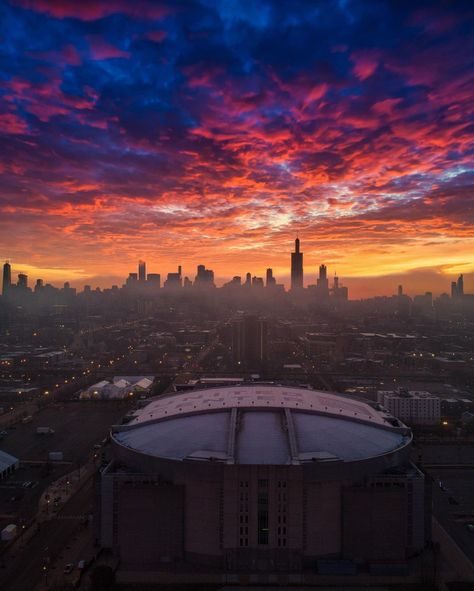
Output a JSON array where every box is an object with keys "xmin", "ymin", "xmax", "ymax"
[
  {"xmin": 372, "ymin": 98, "xmax": 403, "ymax": 116},
  {"xmin": 88, "ymin": 37, "xmax": 130, "ymax": 60},
  {"xmin": 16, "ymin": 0, "xmax": 169, "ymax": 22},
  {"xmin": 0, "ymin": 113, "xmax": 29, "ymax": 134},
  {"xmin": 302, "ymin": 83, "xmax": 328, "ymax": 110},
  {"xmin": 351, "ymin": 51, "xmax": 379, "ymax": 80}
]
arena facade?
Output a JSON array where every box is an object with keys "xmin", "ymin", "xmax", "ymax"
[{"xmin": 99, "ymin": 385, "xmax": 427, "ymax": 577}]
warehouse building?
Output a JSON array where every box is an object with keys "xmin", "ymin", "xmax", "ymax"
[{"xmin": 0, "ymin": 449, "xmax": 19, "ymax": 480}]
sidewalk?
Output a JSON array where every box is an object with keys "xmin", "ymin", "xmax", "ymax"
[
  {"xmin": 38, "ymin": 458, "xmax": 98, "ymax": 522},
  {"xmin": 33, "ymin": 520, "xmax": 96, "ymax": 591}
]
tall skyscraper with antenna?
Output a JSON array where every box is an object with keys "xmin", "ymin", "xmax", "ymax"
[{"xmin": 291, "ymin": 238, "xmax": 303, "ymax": 290}]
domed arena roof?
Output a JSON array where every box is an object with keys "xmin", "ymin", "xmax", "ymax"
[{"xmin": 112, "ymin": 385, "xmax": 411, "ymax": 465}]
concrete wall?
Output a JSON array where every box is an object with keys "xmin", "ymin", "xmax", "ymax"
[
  {"xmin": 305, "ymin": 481, "xmax": 342, "ymax": 556},
  {"xmin": 342, "ymin": 486, "xmax": 407, "ymax": 561},
  {"xmin": 118, "ymin": 481, "xmax": 184, "ymax": 567}
]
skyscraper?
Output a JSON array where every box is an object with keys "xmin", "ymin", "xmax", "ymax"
[
  {"xmin": 266, "ymin": 268, "xmax": 276, "ymax": 287},
  {"xmin": 231, "ymin": 315, "xmax": 268, "ymax": 369},
  {"xmin": 147, "ymin": 273, "xmax": 161, "ymax": 288},
  {"xmin": 17, "ymin": 273, "xmax": 28, "ymax": 289},
  {"xmin": 451, "ymin": 281, "xmax": 458, "ymax": 298},
  {"xmin": 194, "ymin": 264, "xmax": 215, "ymax": 287},
  {"xmin": 457, "ymin": 274, "xmax": 464, "ymax": 296},
  {"xmin": 2, "ymin": 261, "xmax": 11, "ymax": 295},
  {"xmin": 138, "ymin": 260, "xmax": 146, "ymax": 282},
  {"xmin": 291, "ymin": 238, "xmax": 303, "ymax": 290},
  {"xmin": 164, "ymin": 266, "xmax": 182, "ymax": 289},
  {"xmin": 317, "ymin": 264, "xmax": 329, "ymax": 297}
]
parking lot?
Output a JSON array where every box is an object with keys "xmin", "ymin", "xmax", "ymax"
[{"xmin": 0, "ymin": 399, "xmax": 132, "ymax": 530}]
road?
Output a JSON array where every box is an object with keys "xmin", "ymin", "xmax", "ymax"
[{"xmin": 0, "ymin": 475, "xmax": 94, "ymax": 591}]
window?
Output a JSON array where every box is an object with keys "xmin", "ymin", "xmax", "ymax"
[
  {"xmin": 277, "ymin": 480, "xmax": 288, "ymax": 547},
  {"xmin": 257, "ymin": 490, "xmax": 269, "ymax": 544},
  {"xmin": 239, "ymin": 480, "xmax": 249, "ymax": 547}
]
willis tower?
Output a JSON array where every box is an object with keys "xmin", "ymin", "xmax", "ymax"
[{"xmin": 291, "ymin": 238, "xmax": 303, "ymax": 290}]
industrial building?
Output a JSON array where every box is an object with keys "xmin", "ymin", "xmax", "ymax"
[
  {"xmin": 99, "ymin": 385, "xmax": 427, "ymax": 580},
  {"xmin": 0, "ymin": 449, "xmax": 19, "ymax": 480}
]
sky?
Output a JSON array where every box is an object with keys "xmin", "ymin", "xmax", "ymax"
[{"xmin": 0, "ymin": 0, "xmax": 473, "ymax": 297}]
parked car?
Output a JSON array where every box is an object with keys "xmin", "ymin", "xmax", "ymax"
[{"xmin": 77, "ymin": 559, "xmax": 89, "ymax": 570}]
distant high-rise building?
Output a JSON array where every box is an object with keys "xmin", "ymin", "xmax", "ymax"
[
  {"xmin": 164, "ymin": 267, "xmax": 183, "ymax": 289},
  {"xmin": 398, "ymin": 285, "xmax": 403, "ymax": 297},
  {"xmin": 223, "ymin": 276, "xmax": 241, "ymax": 288},
  {"xmin": 126, "ymin": 272, "xmax": 138, "ymax": 288},
  {"xmin": 316, "ymin": 264, "xmax": 329, "ymax": 297},
  {"xmin": 17, "ymin": 273, "xmax": 28, "ymax": 289},
  {"xmin": 413, "ymin": 292, "xmax": 433, "ymax": 317},
  {"xmin": 457, "ymin": 274, "xmax": 464, "ymax": 296},
  {"xmin": 195, "ymin": 265, "xmax": 215, "ymax": 287},
  {"xmin": 138, "ymin": 260, "xmax": 146, "ymax": 282},
  {"xmin": 451, "ymin": 281, "xmax": 458, "ymax": 298},
  {"xmin": 266, "ymin": 268, "xmax": 276, "ymax": 287},
  {"xmin": 244, "ymin": 272, "xmax": 252, "ymax": 287},
  {"xmin": 147, "ymin": 273, "xmax": 161, "ymax": 288},
  {"xmin": 331, "ymin": 273, "xmax": 348, "ymax": 300},
  {"xmin": 231, "ymin": 315, "xmax": 268, "ymax": 369},
  {"xmin": 291, "ymin": 238, "xmax": 303, "ymax": 290},
  {"xmin": 35, "ymin": 279, "xmax": 44, "ymax": 292},
  {"xmin": 252, "ymin": 276, "xmax": 264, "ymax": 288},
  {"xmin": 2, "ymin": 261, "xmax": 11, "ymax": 295},
  {"xmin": 63, "ymin": 282, "xmax": 76, "ymax": 296}
]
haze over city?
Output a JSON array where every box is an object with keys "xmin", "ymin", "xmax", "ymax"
[
  {"xmin": 0, "ymin": 0, "xmax": 473, "ymax": 296},
  {"xmin": 1, "ymin": 2, "xmax": 474, "ymax": 590}
]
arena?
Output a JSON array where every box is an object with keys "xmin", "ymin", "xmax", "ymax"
[{"xmin": 99, "ymin": 385, "xmax": 427, "ymax": 577}]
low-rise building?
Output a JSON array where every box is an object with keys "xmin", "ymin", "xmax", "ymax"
[{"xmin": 377, "ymin": 389, "xmax": 440, "ymax": 425}]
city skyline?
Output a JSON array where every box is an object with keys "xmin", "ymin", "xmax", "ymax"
[
  {"xmin": 0, "ymin": 1, "xmax": 473, "ymax": 294},
  {"xmin": 1, "ymin": 235, "xmax": 470, "ymax": 299},
  {"xmin": 1, "ymin": 3, "xmax": 473, "ymax": 587},
  {"xmin": 1, "ymin": 255, "xmax": 472, "ymax": 299}
]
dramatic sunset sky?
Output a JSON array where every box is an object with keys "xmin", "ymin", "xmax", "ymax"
[{"xmin": 0, "ymin": 0, "xmax": 473, "ymax": 297}]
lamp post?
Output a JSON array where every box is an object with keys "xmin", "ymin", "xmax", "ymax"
[{"xmin": 20, "ymin": 521, "xmax": 26, "ymax": 547}]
